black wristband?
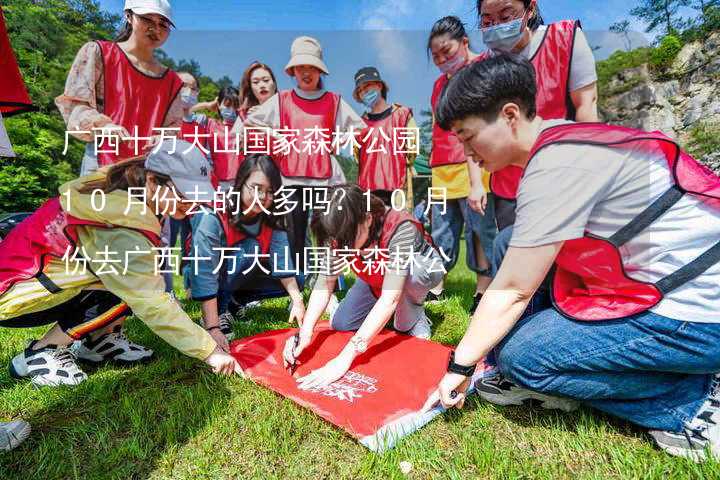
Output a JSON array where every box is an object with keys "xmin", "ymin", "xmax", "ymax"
[{"xmin": 447, "ymin": 351, "xmax": 476, "ymax": 377}]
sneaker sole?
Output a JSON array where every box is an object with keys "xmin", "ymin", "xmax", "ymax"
[{"xmin": 479, "ymin": 390, "xmax": 579, "ymax": 412}]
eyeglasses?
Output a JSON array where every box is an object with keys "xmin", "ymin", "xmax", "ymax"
[
  {"xmin": 243, "ymin": 183, "xmax": 274, "ymax": 199},
  {"xmin": 480, "ymin": 8, "xmax": 526, "ymax": 29},
  {"xmin": 134, "ymin": 13, "xmax": 172, "ymax": 33}
]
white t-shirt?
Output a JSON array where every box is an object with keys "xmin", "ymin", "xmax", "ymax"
[
  {"xmin": 511, "ymin": 120, "xmax": 720, "ymax": 323},
  {"xmin": 517, "ymin": 24, "xmax": 598, "ymax": 92},
  {"xmin": 0, "ymin": 112, "xmax": 15, "ymax": 158},
  {"xmin": 239, "ymin": 88, "xmax": 366, "ymax": 187}
]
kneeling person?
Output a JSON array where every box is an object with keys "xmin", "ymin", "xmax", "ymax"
[{"xmin": 284, "ymin": 184, "xmax": 443, "ymax": 389}]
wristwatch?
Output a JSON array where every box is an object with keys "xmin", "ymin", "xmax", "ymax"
[
  {"xmin": 447, "ymin": 351, "xmax": 476, "ymax": 377},
  {"xmin": 349, "ymin": 335, "xmax": 368, "ymax": 354}
]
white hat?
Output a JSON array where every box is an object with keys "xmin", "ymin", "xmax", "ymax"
[
  {"xmin": 124, "ymin": 0, "xmax": 174, "ymax": 27},
  {"xmin": 284, "ymin": 36, "xmax": 329, "ymax": 76}
]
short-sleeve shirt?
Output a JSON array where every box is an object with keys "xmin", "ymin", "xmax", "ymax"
[{"xmin": 511, "ymin": 120, "xmax": 720, "ymax": 323}]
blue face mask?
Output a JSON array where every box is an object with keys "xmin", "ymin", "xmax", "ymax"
[
  {"xmin": 482, "ymin": 15, "xmax": 526, "ymax": 53},
  {"xmin": 361, "ymin": 89, "xmax": 381, "ymax": 109},
  {"xmin": 219, "ymin": 106, "xmax": 237, "ymax": 123}
]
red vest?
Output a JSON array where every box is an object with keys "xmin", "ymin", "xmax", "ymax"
[
  {"xmin": 351, "ymin": 210, "xmax": 433, "ymax": 298},
  {"xmin": 430, "ymin": 56, "xmax": 484, "ymax": 168},
  {"xmin": 490, "ymin": 20, "xmax": 580, "ymax": 206},
  {"xmin": 96, "ymin": 41, "xmax": 183, "ymax": 166},
  {"xmin": 277, "ymin": 90, "xmax": 340, "ymax": 179},
  {"xmin": 358, "ymin": 106, "xmax": 412, "ymax": 191},
  {"xmin": 0, "ymin": 197, "xmax": 161, "ymax": 297},
  {"xmin": 527, "ymin": 123, "xmax": 720, "ymax": 321},
  {"xmin": 207, "ymin": 117, "xmax": 240, "ymax": 183}
]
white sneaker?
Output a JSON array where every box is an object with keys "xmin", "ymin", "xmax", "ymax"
[
  {"xmin": 10, "ymin": 341, "xmax": 87, "ymax": 387},
  {"xmin": 407, "ymin": 313, "xmax": 432, "ymax": 340},
  {"xmin": 71, "ymin": 327, "xmax": 153, "ymax": 364},
  {"xmin": 0, "ymin": 420, "xmax": 30, "ymax": 451},
  {"xmin": 475, "ymin": 373, "xmax": 579, "ymax": 412},
  {"xmin": 217, "ymin": 312, "xmax": 235, "ymax": 341}
]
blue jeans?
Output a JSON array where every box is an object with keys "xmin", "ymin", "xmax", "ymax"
[
  {"xmin": 431, "ymin": 196, "xmax": 496, "ymax": 275},
  {"xmin": 496, "ymin": 308, "xmax": 720, "ymax": 432}
]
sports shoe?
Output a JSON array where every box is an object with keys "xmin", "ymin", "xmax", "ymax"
[
  {"xmin": 10, "ymin": 342, "xmax": 87, "ymax": 387},
  {"xmin": 475, "ymin": 373, "xmax": 579, "ymax": 412},
  {"xmin": 470, "ymin": 293, "xmax": 483, "ymax": 315},
  {"xmin": 650, "ymin": 374, "xmax": 720, "ymax": 461},
  {"xmin": 407, "ymin": 313, "xmax": 432, "ymax": 340},
  {"xmin": 0, "ymin": 420, "xmax": 30, "ymax": 451},
  {"xmin": 217, "ymin": 312, "xmax": 235, "ymax": 340},
  {"xmin": 71, "ymin": 326, "xmax": 153, "ymax": 364}
]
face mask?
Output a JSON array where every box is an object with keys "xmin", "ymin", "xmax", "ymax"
[
  {"xmin": 482, "ymin": 14, "xmax": 527, "ymax": 53},
  {"xmin": 219, "ymin": 106, "xmax": 237, "ymax": 123},
  {"xmin": 180, "ymin": 89, "xmax": 198, "ymax": 108},
  {"xmin": 361, "ymin": 89, "xmax": 380, "ymax": 109},
  {"xmin": 438, "ymin": 50, "xmax": 467, "ymax": 76}
]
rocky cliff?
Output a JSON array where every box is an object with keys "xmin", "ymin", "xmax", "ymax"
[{"xmin": 601, "ymin": 31, "xmax": 720, "ymax": 173}]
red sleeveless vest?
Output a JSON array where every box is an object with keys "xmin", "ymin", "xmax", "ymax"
[
  {"xmin": 277, "ymin": 90, "xmax": 340, "ymax": 179},
  {"xmin": 430, "ymin": 56, "xmax": 484, "ymax": 168},
  {"xmin": 0, "ymin": 197, "xmax": 162, "ymax": 297},
  {"xmin": 490, "ymin": 20, "xmax": 580, "ymax": 207},
  {"xmin": 207, "ymin": 117, "xmax": 240, "ymax": 183},
  {"xmin": 96, "ymin": 41, "xmax": 183, "ymax": 166},
  {"xmin": 351, "ymin": 210, "xmax": 433, "ymax": 298},
  {"xmin": 358, "ymin": 106, "xmax": 412, "ymax": 191},
  {"xmin": 526, "ymin": 123, "xmax": 720, "ymax": 321}
]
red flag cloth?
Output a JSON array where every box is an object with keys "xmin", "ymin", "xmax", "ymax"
[
  {"xmin": 230, "ymin": 324, "xmax": 452, "ymax": 451},
  {"xmin": 0, "ymin": 8, "xmax": 35, "ymax": 116}
]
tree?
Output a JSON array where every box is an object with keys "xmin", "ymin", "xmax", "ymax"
[
  {"xmin": 630, "ymin": 0, "xmax": 686, "ymax": 36},
  {"xmin": 610, "ymin": 20, "xmax": 633, "ymax": 51}
]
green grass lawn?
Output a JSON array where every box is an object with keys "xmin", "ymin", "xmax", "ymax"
[{"xmin": 2, "ymin": 249, "xmax": 719, "ymax": 479}]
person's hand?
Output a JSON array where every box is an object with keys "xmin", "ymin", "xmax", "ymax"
[
  {"xmin": 208, "ymin": 327, "xmax": 230, "ymax": 353},
  {"xmin": 288, "ymin": 299, "xmax": 305, "ymax": 326},
  {"xmin": 423, "ymin": 372, "xmax": 471, "ymax": 412},
  {"xmin": 296, "ymin": 350, "xmax": 353, "ymax": 390},
  {"xmin": 282, "ymin": 331, "xmax": 312, "ymax": 369},
  {"xmin": 205, "ymin": 346, "xmax": 244, "ymax": 376},
  {"xmin": 468, "ymin": 184, "xmax": 488, "ymax": 215}
]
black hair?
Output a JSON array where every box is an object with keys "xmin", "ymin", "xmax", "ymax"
[
  {"xmin": 311, "ymin": 184, "xmax": 386, "ymax": 250},
  {"xmin": 426, "ymin": 16, "xmax": 469, "ymax": 58},
  {"xmin": 476, "ymin": 0, "xmax": 544, "ymax": 31},
  {"xmin": 230, "ymin": 154, "xmax": 284, "ymax": 230},
  {"xmin": 217, "ymin": 86, "xmax": 240, "ymax": 111},
  {"xmin": 115, "ymin": 9, "xmax": 133, "ymax": 42},
  {"xmin": 435, "ymin": 53, "xmax": 537, "ymax": 130}
]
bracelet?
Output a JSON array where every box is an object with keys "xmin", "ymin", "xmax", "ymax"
[{"xmin": 447, "ymin": 351, "xmax": 476, "ymax": 377}]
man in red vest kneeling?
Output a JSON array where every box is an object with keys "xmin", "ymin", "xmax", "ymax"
[{"xmin": 425, "ymin": 54, "xmax": 720, "ymax": 461}]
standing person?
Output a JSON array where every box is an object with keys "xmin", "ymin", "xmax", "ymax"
[
  {"xmin": 283, "ymin": 185, "xmax": 443, "ymax": 388},
  {"xmin": 427, "ymin": 16, "xmax": 496, "ymax": 313},
  {"xmin": 0, "ymin": 140, "xmax": 242, "ymax": 389},
  {"xmin": 183, "ymin": 154, "xmax": 305, "ymax": 348},
  {"xmin": 475, "ymin": 0, "xmax": 599, "ymax": 279},
  {"xmin": 56, "ymin": 0, "xmax": 184, "ymax": 175},
  {"xmin": 352, "ymin": 66, "xmax": 418, "ymax": 208},
  {"xmin": 427, "ymin": 55, "xmax": 720, "ymax": 461},
  {"xmin": 239, "ymin": 36, "xmax": 366, "ymax": 272}
]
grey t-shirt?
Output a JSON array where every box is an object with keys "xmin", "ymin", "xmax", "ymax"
[{"xmin": 511, "ymin": 120, "xmax": 720, "ymax": 323}]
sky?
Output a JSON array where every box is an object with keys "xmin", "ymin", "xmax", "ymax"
[{"xmin": 95, "ymin": 0, "xmax": 665, "ymax": 116}]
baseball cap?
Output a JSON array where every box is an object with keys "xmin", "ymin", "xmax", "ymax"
[
  {"xmin": 144, "ymin": 139, "xmax": 214, "ymax": 203},
  {"xmin": 124, "ymin": 0, "xmax": 175, "ymax": 27}
]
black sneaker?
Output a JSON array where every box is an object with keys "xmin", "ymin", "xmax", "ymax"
[
  {"xmin": 470, "ymin": 293, "xmax": 483, "ymax": 315},
  {"xmin": 650, "ymin": 374, "xmax": 720, "ymax": 461},
  {"xmin": 10, "ymin": 341, "xmax": 87, "ymax": 387},
  {"xmin": 475, "ymin": 373, "xmax": 579, "ymax": 412}
]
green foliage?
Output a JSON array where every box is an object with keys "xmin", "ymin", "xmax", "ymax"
[
  {"xmin": 649, "ymin": 34, "xmax": 683, "ymax": 71},
  {"xmin": 686, "ymin": 121, "xmax": 720, "ymax": 158}
]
